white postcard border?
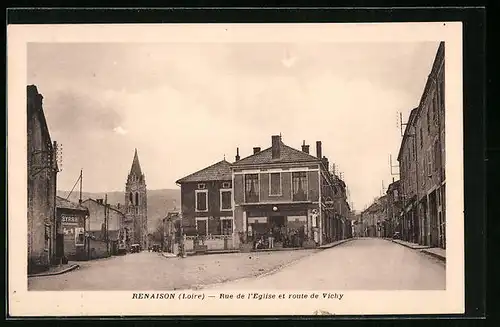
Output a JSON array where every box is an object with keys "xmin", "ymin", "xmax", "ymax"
[{"xmin": 8, "ymin": 22, "xmax": 464, "ymax": 316}]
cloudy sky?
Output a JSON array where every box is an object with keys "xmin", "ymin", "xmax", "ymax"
[{"xmin": 27, "ymin": 41, "xmax": 440, "ymax": 211}]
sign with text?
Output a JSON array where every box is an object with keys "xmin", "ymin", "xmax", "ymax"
[{"xmin": 61, "ymin": 215, "xmax": 80, "ymax": 225}]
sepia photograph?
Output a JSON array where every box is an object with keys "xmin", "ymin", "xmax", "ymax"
[{"xmin": 8, "ymin": 22, "xmax": 464, "ymax": 316}]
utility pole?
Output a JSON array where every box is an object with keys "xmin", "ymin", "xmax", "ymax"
[
  {"xmin": 105, "ymin": 194, "xmax": 109, "ymax": 255},
  {"xmin": 79, "ymin": 169, "xmax": 83, "ymax": 204},
  {"xmin": 389, "ymin": 154, "xmax": 400, "ymax": 178}
]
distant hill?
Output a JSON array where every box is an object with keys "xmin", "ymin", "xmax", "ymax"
[{"xmin": 57, "ymin": 189, "xmax": 181, "ymax": 233}]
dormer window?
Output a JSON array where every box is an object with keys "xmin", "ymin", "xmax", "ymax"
[{"xmin": 198, "ymin": 183, "xmax": 206, "ymax": 190}]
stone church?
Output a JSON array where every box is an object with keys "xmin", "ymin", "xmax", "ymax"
[{"xmin": 122, "ymin": 149, "xmax": 148, "ymax": 250}]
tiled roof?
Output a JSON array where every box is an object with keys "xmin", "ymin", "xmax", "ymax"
[
  {"xmin": 56, "ymin": 196, "xmax": 89, "ymax": 211},
  {"xmin": 176, "ymin": 160, "xmax": 232, "ymax": 184},
  {"xmin": 233, "ymin": 141, "xmax": 320, "ymax": 166}
]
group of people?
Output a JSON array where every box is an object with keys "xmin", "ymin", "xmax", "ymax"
[{"xmin": 252, "ymin": 225, "xmax": 306, "ymax": 249}]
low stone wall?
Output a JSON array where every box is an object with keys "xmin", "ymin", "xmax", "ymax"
[
  {"xmin": 184, "ymin": 235, "xmax": 240, "ymax": 252},
  {"xmin": 88, "ymin": 239, "xmax": 111, "ymax": 260}
]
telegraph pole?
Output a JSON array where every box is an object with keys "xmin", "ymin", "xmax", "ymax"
[
  {"xmin": 79, "ymin": 169, "xmax": 83, "ymax": 204},
  {"xmin": 389, "ymin": 154, "xmax": 400, "ymax": 178},
  {"xmin": 105, "ymin": 194, "xmax": 109, "ymax": 255}
]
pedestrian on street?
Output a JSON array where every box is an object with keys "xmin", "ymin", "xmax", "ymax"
[{"xmin": 268, "ymin": 229, "xmax": 274, "ymax": 249}]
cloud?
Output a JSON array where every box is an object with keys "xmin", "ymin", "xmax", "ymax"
[{"xmin": 113, "ymin": 126, "xmax": 128, "ymax": 135}]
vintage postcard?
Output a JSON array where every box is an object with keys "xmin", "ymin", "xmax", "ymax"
[{"xmin": 8, "ymin": 22, "xmax": 464, "ymax": 316}]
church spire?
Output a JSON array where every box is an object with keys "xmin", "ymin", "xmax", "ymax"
[{"xmin": 129, "ymin": 148, "xmax": 143, "ymax": 177}]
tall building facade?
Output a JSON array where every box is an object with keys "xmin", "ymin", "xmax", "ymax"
[
  {"xmin": 124, "ymin": 149, "xmax": 148, "ymax": 250},
  {"xmin": 397, "ymin": 41, "xmax": 446, "ymax": 249},
  {"xmin": 27, "ymin": 85, "xmax": 58, "ymax": 273}
]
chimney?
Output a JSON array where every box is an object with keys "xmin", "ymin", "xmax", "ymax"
[
  {"xmin": 392, "ymin": 177, "xmax": 395, "ymax": 183},
  {"xmin": 316, "ymin": 141, "xmax": 322, "ymax": 159},
  {"xmin": 97, "ymin": 199, "xmax": 103, "ymax": 205},
  {"xmin": 322, "ymin": 156, "xmax": 329, "ymax": 171},
  {"xmin": 117, "ymin": 203, "xmax": 121, "ymax": 209},
  {"xmin": 301, "ymin": 140, "xmax": 310, "ymax": 154},
  {"xmin": 235, "ymin": 147, "xmax": 240, "ymax": 162},
  {"xmin": 271, "ymin": 135, "xmax": 281, "ymax": 159},
  {"xmin": 253, "ymin": 147, "xmax": 261, "ymax": 154}
]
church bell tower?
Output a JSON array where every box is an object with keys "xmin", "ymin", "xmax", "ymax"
[{"xmin": 124, "ymin": 149, "xmax": 148, "ymax": 250}]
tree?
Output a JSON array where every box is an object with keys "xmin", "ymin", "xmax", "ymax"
[{"xmin": 151, "ymin": 219, "xmax": 164, "ymax": 249}]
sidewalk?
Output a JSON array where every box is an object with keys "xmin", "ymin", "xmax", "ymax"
[
  {"xmin": 389, "ymin": 239, "xmax": 446, "ymax": 262},
  {"xmin": 318, "ymin": 238, "xmax": 354, "ymax": 249},
  {"xmin": 390, "ymin": 239, "xmax": 431, "ymax": 250},
  {"xmin": 28, "ymin": 263, "xmax": 80, "ymax": 278},
  {"xmin": 421, "ymin": 247, "xmax": 446, "ymax": 262}
]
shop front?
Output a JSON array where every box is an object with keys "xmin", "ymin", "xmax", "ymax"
[
  {"xmin": 243, "ymin": 203, "xmax": 318, "ymax": 249},
  {"xmin": 56, "ymin": 197, "xmax": 89, "ymax": 261}
]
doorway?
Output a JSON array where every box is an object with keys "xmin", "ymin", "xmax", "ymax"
[
  {"xmin": 269, "ymin": 216, "xmax": 285, "ymax": 228},
  {"xmin": 55, "ymin": 233, "xmax": 64, "ymax": 259}
]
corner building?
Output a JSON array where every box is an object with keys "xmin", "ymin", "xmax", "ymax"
[{"xmin": 232, "ymin": 135, "xmax": 348, "ymax": 248}]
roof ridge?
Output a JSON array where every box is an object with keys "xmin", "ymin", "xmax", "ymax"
[
  {"xmin": 234, "ymin": 141, "xmax": 320, "ymax": 165},
  {"xmin": 176, "ymin": 159, "xmax": 232, "ymax": 183}
]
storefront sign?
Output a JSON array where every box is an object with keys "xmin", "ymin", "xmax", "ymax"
[
  {"xmin": 61, "ymin": 215, "xmax": 79, "ymax": 225},
  {"xmin": 287, "ymin": 216, "xmax": 307, "ymax": 222},
  {"xmin": 248, "ymin": 217, "xmax": 267, "ymax": 224}
]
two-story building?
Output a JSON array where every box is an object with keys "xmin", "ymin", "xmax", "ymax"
[
  {"xmin": 176, "ymin": 160, "xmax": 237, "ymax": 251},
  {"xmin": 27, "ymin": 85, "xmax": 59, "ymax": 273},
  {"xmin": 232, "ymin": 135, "xmax": 345, "ymax": 248}
]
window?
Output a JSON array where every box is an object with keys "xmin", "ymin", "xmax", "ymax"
[
  {"xmin": 221, "ymin": 217, "xmax": 233, "ymax": 235},
  {"xmin": 129, "ymin": 192, "xmax": 133, "ymax": 203},
  {"xmin": 208, "ymin": 217, "xmax": 220, "ymax": 235},
  {"xmin": 434, "ymin": 140, "xmax": 441, "ymax": 172},
  {"xmin": 75, "ymin": 227, "xmax": 85, "ymax": 246},
  {"xmin": 222, "ymin": 182, "xmax": 231, "ymax": 189},
  {"xmin": 427, "ymin": 148, "xmax": 432, "ymax": 176},
  {"xmin": 195, "ymin": 190, "xmax": 208, "ymax": 212},
  {"xmin": 292, "ymin": 171, "xmax": 308, "ymax": 201},
  {"xmin": 269, "ymin": 172, "xmax": 282, "ymax": 196},
  {"xmin": 198, "ymin": 183, "xmax": 206, "ymax": 189},
  {"xmin": 135, "ymin": 192, "xmax": 139, "ymax": 205},
  {"xmin": 220, "ymin": 190, "xmax": 232, "ymax": 211},
  {"xmin": 245, "ymin": 174, "xmax": 259, "ymax": 203},
  {"xmin": 195, "ymin": 217, "xmax": 208, "ymax": 235}
]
